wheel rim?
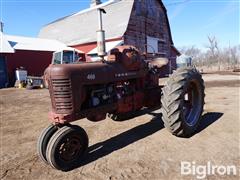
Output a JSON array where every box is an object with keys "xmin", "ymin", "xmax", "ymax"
[
  {"xmin": 183, "ymin": 80, "xmax": 202, "ymax": 126},
  {"xmin": 58, "ymin": 135, "xmax": 83, "ymax": 162}
]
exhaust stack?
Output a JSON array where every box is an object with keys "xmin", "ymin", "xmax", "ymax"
[
  {"xmin": 97, "ymin": 8, "xmax": 106, "ymax": 59},
  {"xmin": 0, "ymin": 21, "xmax": 4, "ymax": 32},
  {"xmin": 91, "ymin": 0, "xmax": 101, "ymax": 7}
]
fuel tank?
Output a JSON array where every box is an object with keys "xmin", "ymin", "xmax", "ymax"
[{"xmin": 47, "ymin": 61, "xmax": 146, "ymax": 84}]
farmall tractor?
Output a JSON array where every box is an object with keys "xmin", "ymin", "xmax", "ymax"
[{"xmin": 38, "ymin": 9, "xmax": 204, "ymax": 171}]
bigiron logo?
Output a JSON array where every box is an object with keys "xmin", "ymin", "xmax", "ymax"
[{"xmin": 180, "ymin": 161, "xmax": 238, "ymax": 179}]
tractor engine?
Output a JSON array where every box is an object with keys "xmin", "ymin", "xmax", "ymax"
[{"xmin": 46, "ymin": 46, "xmax": 151, "ymax": 124}]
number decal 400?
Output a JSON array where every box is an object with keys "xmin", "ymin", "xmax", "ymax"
[{"xmin": 87, "ymin": 74, "xmax": 96, "ymax": 80}]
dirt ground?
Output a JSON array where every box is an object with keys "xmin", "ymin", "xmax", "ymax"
[{"xmin": 0, "ymin": 72, "xmax": 239, "ymax": 180}]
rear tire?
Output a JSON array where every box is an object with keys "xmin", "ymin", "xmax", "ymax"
[
  {"xmin": 161, "ymin": 67, "xmax": 205, "ymax": 137},
  {"xmin": 46, "ymin": 125, "xmax": 89, "ymax": 171}
]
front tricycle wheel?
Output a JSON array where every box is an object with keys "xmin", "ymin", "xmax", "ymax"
[
  {"xmin": 161, "ymin": 67, "xmax": 205, "ymax": 137},
  {"xmin": 46, "ymin": 125, "xmax": 89, "ymax": 171},
  {"xmin": 37, "ymin": 124, "xmax": 58, "ymax": 164}
]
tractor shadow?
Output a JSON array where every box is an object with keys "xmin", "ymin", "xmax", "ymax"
[
  {"xmin": 75, "ymin": 113, "xmax": 164, "ymax": 169},
  {"xmin": 73, "ymin": 112, "xmax": 222, "ymax": 170},
  {"xmin": 195, "ymin": 112, "xmax": 223, "ymax": 135}
]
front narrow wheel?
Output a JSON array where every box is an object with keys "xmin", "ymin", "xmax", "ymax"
[
  {"xmin": 37, "ymin": 124, "xmax": 58, "ymax": 164},
  {"xmin": 46, "ymin": 125, "xmax": 89, "ymax": 171},
  {"xmin": 161, "ymin": 67, "xmax": 205, "ymax": 137}
]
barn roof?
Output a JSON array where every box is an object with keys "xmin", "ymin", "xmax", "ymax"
[
  {"xmin": 0, "ymin": 32, "xmax": 15, "ymax": 53},
  {"xmin": 38, "ymin": 0, "xmax": 134, "ymax": 46},
  {"xmin": 4, "ymin": 34, "xmax": 80, "ymax": 52},
  {"xmin": 38, "ymin": 0, "xmax": 174, "ymax": 47}
]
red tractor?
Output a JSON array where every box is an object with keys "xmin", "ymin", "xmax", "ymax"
[{"xmin": 37, "ymin": 9, "xmax": 204, "ymax": 171}]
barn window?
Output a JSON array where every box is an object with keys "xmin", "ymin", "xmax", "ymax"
[
  {"xmin": 147, "ymin": 36, "xmax": 159, "ymax": 53},
  {"xmin": 147, "ymin": 36, "xmax": 167, "ymax": 56}
]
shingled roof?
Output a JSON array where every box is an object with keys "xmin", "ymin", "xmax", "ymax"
[
  {"xmin": 38, "ymin": 0, "xmax": 174, "ymax": 46},
  {"xmin": 39, "ymin": 0, "xmax": 134, "ymax": 46}
]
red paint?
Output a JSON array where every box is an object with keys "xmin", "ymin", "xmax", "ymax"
[
  {"xmin": 171, "ymin": 46, "xmax": 181, "ymax": 56},
  {"xmin": 133, "ymin": 91, "xmax": 144, "ymax": 110},
  {"xmin": 5, "ymin": 50, "xmax": 53, "ymax": 86},
  {"xmin": 73, "ymin": 43, "xmax": 97, "ymax": 54},
  {"xmin": 117, "ymin": 96, "xmax": 133, "ymax": 113},
  {"xmin": 71, "ymin": 37, "xmax": 123, "ymax": 53}
]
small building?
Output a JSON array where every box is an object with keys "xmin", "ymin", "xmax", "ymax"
[
  {"xmin": 39, "ymin": 0, "xmax": 180, "ymax": 76},
  {"xmin": 0, "ymin": 33, "xmax": 79, "ymax": 87}
]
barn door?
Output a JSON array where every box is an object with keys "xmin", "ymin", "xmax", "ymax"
[{"xmin": 0, "ymin": 56, "xmax": 8, "ymax": 88}]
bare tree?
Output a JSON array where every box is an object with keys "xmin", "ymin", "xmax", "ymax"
[
  {"xmin": 206, "ymin": 36, "xmax": 221, "ymax": 70},
  {"xmin": 178, "ymin": 46, "xmax": 202, "ymax": 65},
  {"xmin": 229, "ymin": 46, "xmax": 240, "ymax": 69},
  {"xmin": 178, "ymin": 36, "xmax": 239, "ymax": 71}
]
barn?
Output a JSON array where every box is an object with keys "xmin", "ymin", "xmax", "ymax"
[
  {"xmin": 38, "ymin": 0, "xmax": 180, "ymax": 76},
  {"xmin": 0, "ymin": 32, "xmax": 73, "ymax": 87}
]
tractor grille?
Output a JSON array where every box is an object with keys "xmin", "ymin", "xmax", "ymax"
[{"xmin": 51, "ymin": 79, "xmax": 73, "ymax": 112}]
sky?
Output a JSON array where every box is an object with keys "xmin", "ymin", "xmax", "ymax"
[{"xmin": 0, "ymin": 0, "xmax": 239, "ymax": 50}]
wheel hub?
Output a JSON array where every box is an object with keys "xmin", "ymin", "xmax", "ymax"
[{"xmin": 59, "ymin": 137, "xmax": 82, "ymax": 161}]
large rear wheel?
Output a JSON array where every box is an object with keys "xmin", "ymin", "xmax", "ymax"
[{"xmin": 161, "ymin": 67, "xmax": 205, "ymax": 137}]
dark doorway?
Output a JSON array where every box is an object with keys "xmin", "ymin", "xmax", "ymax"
[{"xmin": 0, "ymin": 56, "xmax": 8, "ymax": 88}]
